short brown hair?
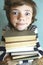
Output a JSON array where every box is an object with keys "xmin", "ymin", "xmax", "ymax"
[{"xmin": 4, "ymin": 0, "xmax": 37, "ymax": 26}]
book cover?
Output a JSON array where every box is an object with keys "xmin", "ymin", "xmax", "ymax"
[
  {"xmin": 12, "ymin": 54, "xmax": 39, "ymax": 60},
  {"xmin": 6, "ymin": 46, "xmax": 34, "ymax": 53},
  {"xmin": 5, "ymin": 40, "xmax": 37, "ymax": 49},
  {"xmin": 11, "ymin": 54, "xmax": 39, "ymax": 59},
  {"xmin": 11, "ymin": 51, "xmax": 39, "ymax": 56},
  {"xmin": 4, "ymin": 29, "xmax": 36, "ymax": 42}
]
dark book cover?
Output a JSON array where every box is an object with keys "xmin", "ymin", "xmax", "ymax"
[{"xmin": 4, "ymin": 29, "xmax": 36, "ymax": 42}]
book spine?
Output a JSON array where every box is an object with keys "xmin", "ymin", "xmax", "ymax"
[
  {"xmin": 11, "ymin": 51, "xmax": 38, "ymax": 56},
  {"xmin": 12, "ymin": 54, "xmax": 39, "ymax": 60},
  {"xmin": 11, "ymin": 54, "xmax": 39, "ymax": 59},
  {"xmin": 6, "ymin": 46, "xmax": 34, "ymax": 53},
  {"xmin": 5, "ymin": 40, "xmax": 37, "ymax": 49},
  {"xmin": 5, "ymin": 35, "xmax": 36, "ymax": 42}
]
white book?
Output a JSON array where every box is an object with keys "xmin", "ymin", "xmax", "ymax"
[
  {"xmin": 11, "ymin": 54, "xmax": 38, "ymax": 59},
  {"xmin": 11, "ymin": 51, "xmax": 39, "ymax": 56},
  {"xmin": 12, "ymin": 54, "xmax": 39, "ymax": 60},
  {"xmin": 6, "ymin": 46, "xmax": 34, "ymax": 53}
]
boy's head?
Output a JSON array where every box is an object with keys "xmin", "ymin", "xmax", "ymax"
[{"xmin": 4, "ymin": 0, "xmax": 37, "ymax": 31}]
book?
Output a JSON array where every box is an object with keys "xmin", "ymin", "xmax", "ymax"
[
  {"xmin": 11, "ymin": 54, "xmax": 39, "ymax": 59},
  {"xmin": 5, "ymin": 40, "xmax": 37, "ymax": 49},
  {"xmin": 12, "ymin": 54, "xmax": 39, "ymax": 60},
  {"xmin": 6, "ymin": 46, "xmax": 34, "ymax": 53},
  {"xmin": 11, "ymin": 51, "xmax": 39, "ymax": 56},
  {"xmin": 4, "ymin": 29, "xmax": 36, "ymax": 42}
]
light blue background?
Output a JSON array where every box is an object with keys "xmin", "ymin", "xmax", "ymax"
[{"xmin": 0, "ymin": 0, "xmax": 43, "ymax": 49}]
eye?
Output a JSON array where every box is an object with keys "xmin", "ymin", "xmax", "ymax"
[
  {"xmin": 12, "ymin": 11, "xmax": 18, "ymax": 16},
  {"xmin": 11, "ymin": 10, "xmax": 19, "ymax": 16},
  {"xmin": 25, "ymin": 12, "xmax": 30, "ymax": 16}
]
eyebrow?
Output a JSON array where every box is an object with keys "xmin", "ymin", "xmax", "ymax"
[
  {"xmin": 25, "ymin": 10, "xmax": 32, "ymax": 13},
  {"xmin": 11, "ymin": 9, "xmax": 32, "ymax": 11},
  {"xmin": 11, "ymin": 9, "xmax": 32, "ymax": 13},
  {"xmin": 11, "ymin": 9, "xmax": 19, "ymax": 13},
  {"xmin": 11, "ymin": 9, "xmax": 18, "ymax": 11}
]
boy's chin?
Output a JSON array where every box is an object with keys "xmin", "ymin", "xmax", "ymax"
[{"xmin": 16, "ymin": 27, "xmax": 27, "ymax": 31}]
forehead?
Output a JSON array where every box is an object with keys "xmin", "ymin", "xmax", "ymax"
[{"xmin": 11, "ymin": 4, "xmax": 33, "ymax": 13}]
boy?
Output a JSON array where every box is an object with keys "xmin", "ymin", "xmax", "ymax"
[{"xmin": 0, "ymin": 0, "xmax": 43, "ymax": 64}]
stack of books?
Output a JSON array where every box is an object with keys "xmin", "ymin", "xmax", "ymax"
[{"xmin": 4, "ymin": 29, "xmax": 39, "ymax": 61}]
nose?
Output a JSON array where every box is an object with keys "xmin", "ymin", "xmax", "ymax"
[{"xmin": 17, "ymin": 13, "xmax": 24, "ymax": 21}]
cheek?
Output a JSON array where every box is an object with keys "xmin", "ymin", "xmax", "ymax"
[
  {"xmin": 10, "ymin": 15, "xmax": 17, "ymax": 23},
  {"xmin": 26, "ymin": 17, "xmax": 32, "ymax": 24},
  {"xmin": 26, "ymin": 14, "xmax": 32, "ymax": 22},
  {"xmin": 10, "ymin": 15, "xmax": 16, "ymax": 20}
]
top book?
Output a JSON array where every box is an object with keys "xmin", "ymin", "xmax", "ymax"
[{"xmin": 4, "ymin": 29, "xmax": 36, "ymax": 42}]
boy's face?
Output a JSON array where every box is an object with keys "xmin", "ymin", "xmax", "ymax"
[{"xmin": 10, "ymin": 4, "xmax": 33, "ymax": 31}]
